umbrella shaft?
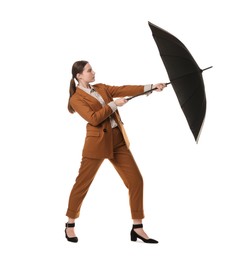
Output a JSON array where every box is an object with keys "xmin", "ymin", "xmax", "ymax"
[
  {"xmin": 126, "ymin": 66, "xmax": 212, "ymax": 100},
  {"xmin": 167, "ymin": 66, "xmax": 213, "ymax": 85}
]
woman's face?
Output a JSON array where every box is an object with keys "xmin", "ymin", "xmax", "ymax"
[{"xmin": 77, "ymin": 63, "xmax": 95, "ymax": 83}]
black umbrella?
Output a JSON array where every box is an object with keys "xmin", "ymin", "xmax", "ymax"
[{"xmin": 127, "ymin": 22, "xmax": 212, "ymax": 142}]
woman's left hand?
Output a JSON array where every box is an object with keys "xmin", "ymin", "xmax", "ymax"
[
  {"xmin": 153, "ymin": 83, "xmax": 167, "ymax": 92},
  {"xmin": 114, "ymin": 98, "xmax": 128, "ymax": 107}
]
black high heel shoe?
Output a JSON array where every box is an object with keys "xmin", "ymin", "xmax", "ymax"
[
  {"xmin": 130, "ymin": 224, "xmax": 158, "ymax": 243},
  {"xmin": 65, "ymin": 223, "xmax": 78, "ymax": 243}
]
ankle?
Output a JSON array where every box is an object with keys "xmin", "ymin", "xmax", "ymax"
[
  {"xmin": 132, "ymin": 223, "xmax": 143, "ymax": 229},
  {"xmin": 66, "ymin": 222, "xmax": 75, "ymax": 228},
  {"xmin": 133, "ymin": 219, "xmax": 142, "ymax": 225}
]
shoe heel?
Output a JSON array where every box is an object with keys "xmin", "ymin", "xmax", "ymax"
[{"xmin": 130, "ymin": 230, "xmax": 137, "ymax": 241}]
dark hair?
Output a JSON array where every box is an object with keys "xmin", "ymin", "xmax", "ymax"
[{"xmin": 68, "ymin": 60, "xmax": 89, "ymax": 113}]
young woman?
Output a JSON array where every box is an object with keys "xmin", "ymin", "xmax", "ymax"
[{"xmin": 65, "ymin": 60, "xmax": 166, "ymax": 243}]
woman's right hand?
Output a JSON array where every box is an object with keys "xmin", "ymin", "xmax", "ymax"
[
  {"xmin": 153, "ymin": 83, "xmax": 167, "ymax": 91},
  {"xmin": 114, "ymin": 98, "xmax": 128, "ymax": 107}
]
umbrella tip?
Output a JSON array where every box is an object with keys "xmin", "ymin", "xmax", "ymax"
[{"xmin": 201, "ymin": 66, "xmax": 213, "ymax": 72}]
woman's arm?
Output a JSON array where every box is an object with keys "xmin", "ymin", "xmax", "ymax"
[
  {"xmin": 102, "ymin": 84, "xmax": 145, "ymax": 98},
  {"xmin": 70, "ymin": 97, "xmax": 114, "ymax": 126}
]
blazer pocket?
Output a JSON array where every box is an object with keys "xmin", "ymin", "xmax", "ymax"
[{"xmin": 86, "ymin": 131, "xmax": 100, "ymax": 137}]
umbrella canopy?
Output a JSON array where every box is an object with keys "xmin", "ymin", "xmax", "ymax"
[
  {"xmin": 148, "ymin": 21, "xmax": 212, "ymax": 142},
  {"xmin": 128, "ymin": 22, "xmax": 212, "ymax": 142}
]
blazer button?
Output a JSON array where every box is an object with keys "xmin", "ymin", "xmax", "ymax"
[{"xmin": 103, "ymin": 128, "xmax": 107, "ymax": 132}]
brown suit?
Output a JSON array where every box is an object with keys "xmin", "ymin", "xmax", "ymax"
[{"xmin": 66, "ymin": 83, "xmax": 145, "ymax": 219}]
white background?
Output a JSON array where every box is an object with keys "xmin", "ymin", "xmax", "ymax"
[{"xmin": 0, "ymin": 0, "xmax": 227, "ymax": 259}]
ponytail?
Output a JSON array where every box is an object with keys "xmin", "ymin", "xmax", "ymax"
[
  {"xmin": 68, "ymin": 78, "xmax": 76, "ymax": 113},
  {"xmin": 67, "ymin": 60, "xmax": 88, "ymax": 113}
]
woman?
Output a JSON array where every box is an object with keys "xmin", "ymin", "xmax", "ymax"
[{"xmin": 65, "ymin": 60, "xmax": 166, "ymax": 243}]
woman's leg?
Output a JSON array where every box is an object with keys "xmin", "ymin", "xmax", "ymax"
[
  {"xmin": 109, "ymin": 128, "xmax": 144, "ymax": 220},
  {"xmin": 66, "ymin": 157, "xmax": 103, "ymax": 237},
  {"xmin": 109, "ymin": 127, "xmax": 151, "ymax": 239}
]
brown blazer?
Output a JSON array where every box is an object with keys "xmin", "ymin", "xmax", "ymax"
[{"xmin": 70, "ymin": 83, "xmax": 144, "ymax": 159}]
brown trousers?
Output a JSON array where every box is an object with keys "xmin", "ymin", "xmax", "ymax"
[{"xmin": 66, "ymin": 127, "xmax": 144, "ymax": 219}]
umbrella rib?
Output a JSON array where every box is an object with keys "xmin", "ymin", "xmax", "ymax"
[
  {"xmin": 190, "ymin": 90, "xmax": 206, "ymax": 141},
  {"xmin": 153, "ymin": 34, "xmax": 193, "ymax": 56},
  {"xmin": 180, "ymin": 86, "xmax": 200, "ymax": 109},
  {"xmin": 161, "ymin": 54, "xmax": 199, "ymax": 68}
]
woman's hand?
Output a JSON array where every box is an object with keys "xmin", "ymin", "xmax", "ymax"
[
  {"xmin": 114, "ymin": 98, "xmax": 128, "ymax": 107},
  {"xmin": 152, "ymin": 83, "xmax": 167, "ymax": 92}
]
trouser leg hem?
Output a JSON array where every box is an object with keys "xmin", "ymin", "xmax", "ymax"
[
  {"xmin": 66, "ymin": 209, "xmax": 80, "ymax": 219},
  {"xmin": 131, "ymin": 211, "xmax": 145, "ymax": 219}
]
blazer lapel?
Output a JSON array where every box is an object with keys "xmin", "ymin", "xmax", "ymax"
[
  {"xmin": 76, "ymin": 85, "xmax": 113, "ymax": 109},
  {"xmin": 76, "ymin": 87, "xmax": 102, "ymax": 108}
]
